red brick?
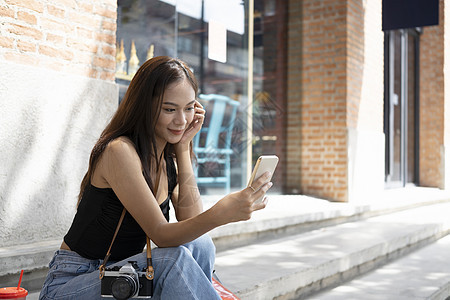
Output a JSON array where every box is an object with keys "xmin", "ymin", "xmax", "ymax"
[
  {"xmin": 41, "ymin": 17, "xmax": 73, "ymax": 33},
  {"xmin": 72, "ymin": 51, "xmax": 93, "ymax": 64},
  {"xmin": 93, "ymin": 56, "xmax": 114, "ymax": 70},
  {"xmin": 68, "ymin": 11, "xmax": 101, "ymax": 29},
  {"xmin": 17, "ymin": 40, "xmax": 36, "ymax": 52},
  {"xmin": 419, "ymin": 0, "xmax": 445, "ymax": 188},
  {"xmin": 95, "ymin": 32, "xmax": 115, "ymax": 45},
  {"xmin": 78, "ymin": 2, "xmax": 93, "ymax": 13},
  {"xmin": 55, "ymin": 0, "xmax": 76, "ymax": 9},
  {"xmin": 8, "ymin": 23, "xmax": 43, "ymax": 40},
  {"xmin": 287, "ymin": 0, "xmax": 364, "ymax": 201},
  {"xmin": 47, "ymin": 5, "xmax": 65, "ymax": 18},
  {"xmin": 0, "ymin": 5, "xmax": 15, "ymax": 18},
  {"xmin": 101, "ymin": 44, "xmax": 115, "ymax": 57},
  {"xmin": 46, "ymin": 33, "xmax": 64, "ymax": 44},
  {"xmin": 66, "ymin": 38, "xmax": 98, "ymax": 53},
  {"xmin": 17, "ymin": 11, "xmax": 37, "ymax": 25},
  {"xmin": 2, "ymin": 0, "xmax": 119, "ymax": 82},
  {"xmin": 93, "ymin": 5, "xmax": 117, "ymax": 19},
  {"xmin": 5, "ymin": 0, "xmax": 44, "ymax": 12},
  {"xmin": 101, "ymin": 20, "xmax": 116, "ymax": 31},
  {"xmin": 4, "ymin": 51, "xmax": 38, "ymax": 66},
  {"xmin": 0, "ymin": 36, "xmax": 14, "ymax": 49},
  {"xmin": 39, "ymin": 44, "xmax": 74, "ymax": 60},
  {"xmin": 76, "ymin": 26, "xmax": 94, "ymax": 39}
]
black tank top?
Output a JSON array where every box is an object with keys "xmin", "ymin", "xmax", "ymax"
[{"xmin": 64, "ymin": 157, "xmax": 177, "ymax": 261}]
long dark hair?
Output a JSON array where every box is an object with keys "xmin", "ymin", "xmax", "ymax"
[{"xmin": 78, "ymin": 56, "xmax": 198, "ymax": 204}]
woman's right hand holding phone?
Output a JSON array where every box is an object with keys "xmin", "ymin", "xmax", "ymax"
[{"xmin": 211, "ymin": 171, "xmax": 273, "ymax": 226}]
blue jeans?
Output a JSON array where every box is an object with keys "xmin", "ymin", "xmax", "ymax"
[{"xmin": 39, "ymin": 235, "xmax": 221, "ymax": 300}]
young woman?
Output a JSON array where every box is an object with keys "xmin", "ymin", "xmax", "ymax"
[{"xmin": 39, "ymin": 56, "xmax": 272, "ymax": 300}]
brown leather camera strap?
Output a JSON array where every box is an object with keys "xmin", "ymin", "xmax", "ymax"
[{"xmin": 99, "ymin": 159, "xmax": 162, "ymax": 280}]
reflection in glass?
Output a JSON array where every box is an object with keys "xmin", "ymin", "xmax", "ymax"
[
  {"xmin": 116, "ymin": 0, "xmax": 286, "ymax": 194},
  {"xmin": 407, "ymin": 34, "xmax": 416, "ymax": 183},
  {"xmin": 392, "ymin": 31, "xmax": 402, "ymax": 182}
]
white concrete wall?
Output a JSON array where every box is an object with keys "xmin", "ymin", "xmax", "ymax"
[
  {"xmin": 347, "ymin": 0, "xmax": 385, "ymax": 202},
  {"xmin": 0, "ymin": 62, "xmax": 117, "ymax": 249},
  {"xmin": 348, "ymin": 128, "xmax": 385, "ymax": 202}
]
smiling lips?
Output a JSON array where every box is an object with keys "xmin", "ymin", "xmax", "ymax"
[{"xmin": 169, "ymin": 129, "xmax": 184, "ymax": 135}]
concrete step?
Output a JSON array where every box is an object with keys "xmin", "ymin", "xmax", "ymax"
[
  {"xmin": 21, "ymin": 232, "xmax": 450, "ymax": 300},
  {"xmin": 312, "ymin": 234, "xmax": 450, "ymax": 300},
  {"xmin": 27, "ymin": 291, "xmax": 39, "ymax": 300},
  {"xmin": 4, "ymin": 187, "xmax": 450, "ymax": 298},
  {"xmin": 214, "ymin": 201, "xmax": 450, "ymax": 300},
  {"xmin": 207, "ymin": 187, "xmax": 450, "ymax": 252}
]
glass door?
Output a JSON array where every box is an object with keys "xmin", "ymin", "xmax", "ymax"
[{"xmin": 384, "ymin": 29, "xmax": 420, "ymax": 187}]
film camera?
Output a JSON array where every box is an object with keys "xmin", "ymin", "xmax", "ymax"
[{"xmin": 101, "ymin": 261, "xmax": 153, "ymax": 299}]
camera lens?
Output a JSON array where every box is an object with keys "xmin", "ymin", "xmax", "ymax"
[{"xmin": 111, "ymin": 275, "xmax": 138, "ymax": 300}]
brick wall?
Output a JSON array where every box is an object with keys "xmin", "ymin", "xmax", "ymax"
[
  {"xmin": 419, "ymin": 0, "xmax": 445, "ymax": 188},
  {"xmin": 346, "ymin": 0, "xmax": 364, "ymax": 129},
  {"xmin": 287, "ymin": 0, "xmax": 350, "ymax": 201},
  {"xmin": 0, "ymin": 0, "xmax": 117, "ymax": 81},
  {"xmin": 287, "ymin": 0, "xmax": 381, "ymax": 202}
]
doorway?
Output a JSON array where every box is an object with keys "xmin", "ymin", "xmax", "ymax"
[{"xmin": 384, "ymin": 29, "xmax": 420, "ymax": 187}]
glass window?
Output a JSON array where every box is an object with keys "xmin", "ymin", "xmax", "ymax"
[
  {"xmin": 252, "ymin": 0, "xmax": 286, "ymax": 193},
  {"xmin": 116, "ymin": 0, "xmax": 286, "ymax": 194}
]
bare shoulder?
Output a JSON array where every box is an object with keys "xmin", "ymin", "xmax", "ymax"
[
  {"xmin": 108, "ymin": 136, "xmax": 135, "ymax": 150},
  {"xmin": 99, "ymin": 137, "xmax": 142, "ymax": 177},
  {"xmin": 91, "ymin": 137, "xmax": 140, "ymax": 187},
  {"xmin": 104, "ymin": 137, "xmax": 138, "ymax": 160}
]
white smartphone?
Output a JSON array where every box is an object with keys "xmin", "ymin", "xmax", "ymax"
[{"xmin": 247, "ymin": 155, "xmax": 279, "ymax": 203}]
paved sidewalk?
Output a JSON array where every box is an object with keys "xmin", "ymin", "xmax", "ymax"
[{"xmin": 313, "ymin": 234, "xmax": 450, "ymax": 299}]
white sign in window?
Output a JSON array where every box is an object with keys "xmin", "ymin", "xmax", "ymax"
[{"xmin": 208, "ymin": 20, "xmax": 227, "ymax": 63}]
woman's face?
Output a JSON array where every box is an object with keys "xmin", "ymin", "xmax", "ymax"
[{"xmin": 155, "ymin": 78, "xmax": 196, "ymax": 146}]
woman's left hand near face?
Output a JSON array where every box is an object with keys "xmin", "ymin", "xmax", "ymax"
[{"xmin": 178, "ymin": 100, "xmax": 205, "ymax": 146}]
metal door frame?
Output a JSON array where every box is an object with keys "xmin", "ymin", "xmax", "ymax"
[{"xmin": 384, "ymin": 29, "xmax": 420, "ymax": 188}]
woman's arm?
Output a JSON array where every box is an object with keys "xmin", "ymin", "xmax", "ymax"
[
  {"xmin": 171, "ymin": 145, "xmax": 203, "ymax": 221},
  {"xmin": 99, "ymin": 138, "xmax": 272, "ymax": 248},
  {"xmin": 171, "ymin": 99, "xmax": 204, "ymax": 221}
]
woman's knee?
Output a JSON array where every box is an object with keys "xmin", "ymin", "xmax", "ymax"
[
  {"xmin": 186, "ymin": 234, "xmax": 216, "ymax": 256},
  {"xmin": 151, "ymin": 235, "xmax": 216, "ymax": 272},
  {"xmin": 183, "ymin": 235, "xmax": 216, "ymax": 278},
  {"xmin": 154, "ymin": 244, "xmax": 192, "ymax": 264}
]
